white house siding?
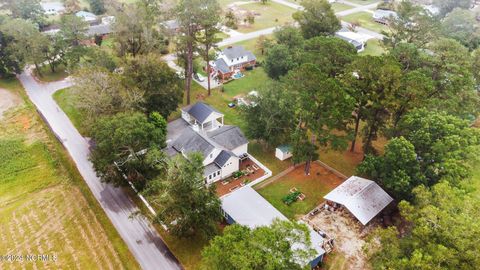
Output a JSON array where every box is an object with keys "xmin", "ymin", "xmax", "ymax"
[
  {"xmin": 206, "ymin": 170, "xmax": 222, "ymax": 184},
  {"xmin": 232, "ymin": 143, "xmax": 248, "ymax": 157},
  {"xmin": 181, "ymin": 111, "xmax": 191, "ymax": 122},
  {"xmin": 221, "ymin": 156, "xmax": 240, "ymax": 179},
  {"xmin": 203, "ymin": 148, "xmax": 221, "ymax": 166}
]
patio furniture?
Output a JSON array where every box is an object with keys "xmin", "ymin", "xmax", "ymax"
[
  {"xmin": 252, "ymin": 164, "xmax": 260, "ymax": 171},
  {"xmin": 242, "ymin": 170, "xmax": 250, "ymax": 176},
  {"xmin": 289, "ymin": 187, "xmax": 298, "ymax": 193},
  {"xmin": 221, "ymin": 180, "xmax": 229, "ymax": 186},
  {"xmin": 298, "ymin": 193, "xmax": 306, "ymax": 201},
  {"xmin": 246, "ymin": 167, "xmax": 254, "ymax": 174}
]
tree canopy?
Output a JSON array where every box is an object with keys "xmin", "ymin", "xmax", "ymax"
[
  {"xmin": 292, "ymin": 0, "xmax": 340, "ymax": 39},
  {"xmin": 201, "ymin": 220, "xmax": 316, "ymax": 270},
  {"xmin": 154, "ymin": 152, "xmax": 222, "ymax": 239},
  {"xmin": 90, "ymin": 112, "xmax": 167, "ymax": 187},
  {"xmin": 367, "ymin": 182, "xmax": 480, "ymax": 270}
]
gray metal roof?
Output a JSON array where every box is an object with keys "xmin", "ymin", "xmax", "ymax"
[
  {"xmin": 222, "ymin": 46, "xmax": 256, "ymax": 61},
  {"xmin": 171, "ymin": 127, "xmax": 215, "ymax": 158},
  {"xmin": 185, "ymin": 102, "xmax": 221, "ymax": 124},
  {"xmin": 214, "ymin": 58, "xmax": 230, "ymax": 73},
  {"xmin": 86, "ymin": 24, "xmax": 112, "ymax": 36},
  {"xmin": 324, "ymin": 176, "xmax": 393, "ymax": 225},
  {"xmin": 214, "ymin": 150, "xmax": 232, "ymax": 167},
  {"xmin": 204, "ymin": 163, "xmax": 220, "ymax": 176},
  {"xmin": 208, "ymin": 126, "xmax": 248, "ymax": 150},
  {"xmin": 166, "ymin": 118, "xmax": 190, "ymax": 144}
]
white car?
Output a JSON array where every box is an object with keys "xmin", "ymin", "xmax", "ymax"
[{"xmin": 195, "ymin": 73, "xmax": 206, "ymax": 82}]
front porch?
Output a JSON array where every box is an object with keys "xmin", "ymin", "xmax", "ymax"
[{"xmin": 216, "ymin": 158, "xmax": 266, "ymax": 197}]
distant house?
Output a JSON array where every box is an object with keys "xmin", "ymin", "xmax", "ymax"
[
  {"xmin": 372, "ymin": 9, "xmax": 398, "ymax": 24},
  {"xmin": 335, "ymin": 30, "xmax": 371, "ymax": 52},
  {"xmin": 76, "ymin": 11, "xmax": 98, "ymax": 24},
  {"xmin": 324, "ymin": 176, "xmax": 394, "ymax": 225},
  {"xmin": 275, "ymin": 145, "xmax": 292, "ymax": 161},
  {"xmin": 162, "ymin": 20, "xmax": 180, "ymax": 33},
  {"xmin": 41, "ymin": 2, "xmax": 65, "ymax": 15},
  {"xmin": 210, "ymin": 46, "xmax": 256, "ymax": 82},
  {"xmin": 221, "ymin": 186, "xmax": 326, "ymax": 268},
  {"xmin": 165, "ymin": 102, "xmax": 249, "ymax": 184}
]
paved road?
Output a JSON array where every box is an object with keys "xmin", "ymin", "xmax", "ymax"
[{"xmin": 18, "ymin": 68, "xmax": 183, "ymax": 270}]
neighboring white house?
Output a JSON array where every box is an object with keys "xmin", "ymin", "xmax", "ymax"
[
  {"xmin": 221, "ymin": 186, "xmax": 326, "ymax": 268},
  {"xmin": 324, "ymin": 176, "xmax": 394, "ymax": 225},
  {"xmin": 335, "ymin": 30, "xmax": 372, "ymax": 52},
  {"xmin": 275, "ymin": 145, "xmax": 292, "ymax": 161},
  {"xmin": 166, "ymin": 102, "xmax": 249, "ymax": 184},
  {"xmin": 41, "ymin": 1, "xmax": 65, "ymax": 15},
  {"xmin": 210, "ymin": 46, "xmax": 257, "ymax": 82},
  {"xmin": 372, "ymin": 9, "xmax": 398, "ymax": 24},
  {"xmin": 76, "ymin": 11, "xmax": 98, "ymax": 23}
]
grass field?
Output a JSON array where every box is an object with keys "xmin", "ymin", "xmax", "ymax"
[
  {"xmin": 236, "ymin": 2, "xmax": 296, "ymax": 33},
  {"xmin": 0, "ymin": 79, "xmax": 138, "ymax": 270},
  {"xmin": 53, "ymin": 88, "xmax": 90, "ymax": 137},
  {"xmin": 360, "ymin": 39, "xmax": 385, "ymax": 56},
  {"xmin": 33, "ymin": 64, "xmax": 69, "ymax": 82},
  {"xmin": 256, "ymin": 162, "xmax": 344, "ymax": 219},
  {"xmin": 342, "ymin": 12, "xmax": 387, "ymax": 33},
  {"xmin": 222, "ymin": 34, "xmax": 273, "ymax": 62},
  {"xmin": 332, "ymin": 2, "xmax": 354, "ymax": 12}
]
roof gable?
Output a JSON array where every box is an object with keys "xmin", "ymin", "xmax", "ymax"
[
  {"xmin": 214, "ymin": 150, "xmax": 234, "ymax": 167},
  {"xmin": 171, "ymin": 127, "xmax": 215, "ymax": 158},
  {"xmin": 184, "ymin": 102, "xmax": 222, "ymax": 124}
]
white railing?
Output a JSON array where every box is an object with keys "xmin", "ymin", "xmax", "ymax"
[{"xmin": 246, "ymin": 153, "xmax": 272, "ymax": 187}]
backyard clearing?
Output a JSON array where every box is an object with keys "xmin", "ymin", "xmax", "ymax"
[
  {"xmin": 230, "ymin": 2, "xmax": 296, "ymax": 33},
  {"xmin": 341, "ymin": 11, "xmax": 388, "ymax": 33},
  {"xmin": 0, "ymin": 88, "xmax": 21, "ymax": 119},
  {"xmin": 256, "ymin": 162, "xmax": 345, "ymax": 219},
  {"xmin": 304, "ymin": 207, "xmax": 377, "ymax": 270},
  {"xmin": 0, "ymin": 80, "xmax": 137, "ymax": 270}
]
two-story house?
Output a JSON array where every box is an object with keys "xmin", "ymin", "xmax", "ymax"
[
  {"xmin": 165, "ymin": 102, "xmax": 249, "ymax": 184},
  {"xmin": 210, "ymin": 46, "xmax": 256, "ymax": 82}
]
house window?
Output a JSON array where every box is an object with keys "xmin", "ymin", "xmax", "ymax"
[{"xmin": 209, "ymin": 175, "xmax": 212, "ymax": 180}]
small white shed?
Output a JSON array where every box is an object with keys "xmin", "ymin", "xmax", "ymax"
[{"xmin": 275, "ymin": 145, "xmax": 292, "ymax": 161}]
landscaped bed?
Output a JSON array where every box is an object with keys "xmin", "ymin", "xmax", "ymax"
[{"xmin": 256, "ymin": 162, "xmax": 345, "ymax": 219}]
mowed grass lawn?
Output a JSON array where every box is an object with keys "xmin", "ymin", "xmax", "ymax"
[
  {"xmin": 360, "ymin": 39, "xmax": 385, "ymax": 56},
  {"xmin": 342, "ymin": 11, "xmax": 388, "ymax": 33},
  {"xmin": 331, "ymin": 2, "xmax": 354, "ymax": 12},
  {"xmin": 236, "ymin": 2, "xmax": 296, "ymax": 33},
  {"xmin": 34, "ymin": 64, "xmax": 69, "ymax": 82},
  {"xmin": 0, "ymin": 79, "xmax": 138, "ymax": 269},
  {"xmin": 256, "ymin": 162, "xmax": 345, "ymax": 219},
  {"xmin": 53, "ymin": 87, "xmax": 90, "ymax": 136}
]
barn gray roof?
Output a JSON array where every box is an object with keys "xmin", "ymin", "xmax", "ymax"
[
  {"xmin": 184, "ymin": 102, "xmax": 221, "ymax": 124},
  {"xmin": 214, "ymin": 150, "xmax": 233, "ymax": 167},
  {"xmin": 86, "ymin": 24, "xmax": 112, "ymax": 36},
  {"xmin": 171, "ymin": 127, "xmax": 215, "ymax": 158},
  {"xmin": 208, "ymin": 126, "xmax": 248, "ymax": 150},
  {"xmin": 324, "ymin": 176, "xmax": 394, "ymax": 225}
]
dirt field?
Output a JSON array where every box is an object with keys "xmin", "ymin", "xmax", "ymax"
[
  {"xmin": 0, "ymin": 84, "xmax": 135, "ymax": 269},
  {"xmin": 0, "ymin": 88, "xmax": 21, "ymax": 119},
  {"xmin": 304, "ymin": 207, "xmax": 377, "ymax": 270}
]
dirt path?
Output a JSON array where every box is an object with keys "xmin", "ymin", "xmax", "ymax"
[{"xmin": 0, "ymin": 88, "xmax": 21, "ymax": 118}]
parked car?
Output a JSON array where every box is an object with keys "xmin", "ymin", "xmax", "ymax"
[{"xmin": 195, "ymin": 73, "xmax": 206, "ymax": 82}]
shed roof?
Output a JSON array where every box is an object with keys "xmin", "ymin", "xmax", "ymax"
[
  {"xmin": 76, "ymin": 11, "xmax": 97, "ymax": 21},
  {"xmin": 324, "ymin": 176, "xmax": 393, "ymax": 225},
  {"xmin": 373, "ymin": 9, "xmax": 398, "ymax": 20},
  {"xmin": 86, "ymin": 24, "xmax": 112, "ymax": 36},
  {"xmin": 208, "ymin": 126, "xmax": 248, "ymax": 151},
  {"xmin": 276, "ymin": 145, "xmax": 291, "ymax": 153}
]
